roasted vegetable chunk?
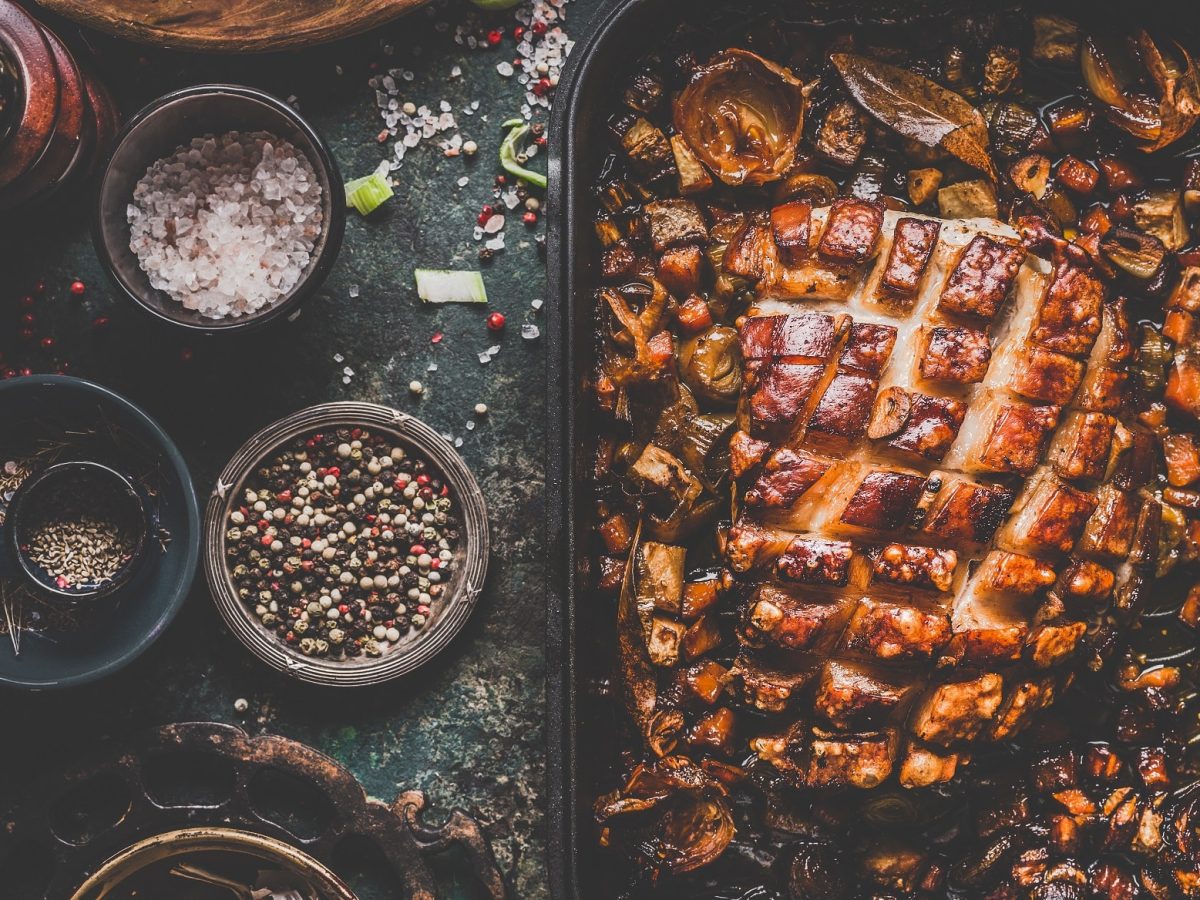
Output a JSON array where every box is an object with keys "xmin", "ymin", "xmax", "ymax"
[
  {"xmin": 815, "ymin": 100, "xmax": 870, "ymax": 167},
  {"xmin": 818, "ymin": 198, "xmax": 885, "ymax": 265},
  {"xmin": 673, "ymin": 48, "xmax": 806, "ymax": 187},
  {"xmin": 657, "ymin": 244, "xmax": 705, "ymax": 297},
  {"xmin": 619, "ymin": 117, "xmax": 675, "ymax": 179},
  {"xmin": 938, "ymin": 234, "xmax": 1025, "ymax": 320},
  {"xmin": 900, "ymin": 743, "xmax": 960, "ymax": 788},
  {"xmin": 723, "ymin": 211, "xmax": 772, "ymax": 280},
  {"xmin": 646, "ymin": 199, "xmax": 708, "ymax": 252},
  {"xmin": 921, "ymin": 326, "xmax": 992, "ymax": 384},
  {"xmin": 878, "ymin": 217, "xmax": 941, "ymax": 304},
  {"xmin": 839, "ymin": 470, "xmax": 926, "ymax": 531}
]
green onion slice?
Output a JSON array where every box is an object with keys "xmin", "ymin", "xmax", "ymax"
[
  {"xmin": 499, "ymin": 118, "xmax": 548, "ymax": 189},
  {"xmin": 414, "ymin": 269, "xmax": 488, "ymax": 304},
  {"xmin": 344, "ymin": 170, "xmax": 394, "ymax": 216}
]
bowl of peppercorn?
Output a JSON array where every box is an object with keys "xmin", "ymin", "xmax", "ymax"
[{"xmin": 203, "ymin": 402, "xmax": 489, "ymax": 687}]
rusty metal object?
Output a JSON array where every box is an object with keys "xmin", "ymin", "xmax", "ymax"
[{"xmin": 0, "ymin": 722, "xmax": 507, "ymax": 900}]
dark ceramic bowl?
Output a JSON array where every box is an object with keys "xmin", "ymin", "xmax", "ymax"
[
  {"xmin": 93, "ymin": 84, "xmax": 345, "ymax": 336},
  {"xmin": 0, "ymin": 376, "xmax": 200, "ymax": 689},
  {"xmin": 204, "ymin": 403, "xmax": 490, "ymax": 687}
]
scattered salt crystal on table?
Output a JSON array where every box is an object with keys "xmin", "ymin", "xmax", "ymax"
[
  {"xmin": 127, "ymin": 131, "xmax": 323, "ymax": 320},
  {"xmin": 348, "ymin": 284, "xmax": 360, "ymax": 299},
  {"xmin": 522, "ymin": 323, "xmax": 541, "ymax": 340}
]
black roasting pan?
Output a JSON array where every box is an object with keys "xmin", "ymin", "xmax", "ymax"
[{"xmin": 545, "ymin": 2, "xmax": 1199, "ymax": 897}]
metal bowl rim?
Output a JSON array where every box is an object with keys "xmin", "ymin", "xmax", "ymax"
[
  {"xmin": 203, "ymin": 402, "xmax": 489, "ymax": 687},
  {"xmin": 68, "ymin": 825, "xmax": 357, "ymax": 900}
]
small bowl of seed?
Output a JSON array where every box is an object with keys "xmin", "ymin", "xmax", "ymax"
[
  {"xmin": 4, "ymin": 460, "xmax": 154, "ymax": 602},
  {"xmin": 94, "ymin": 84, "xmax": 345, "ymax": 334},
  {"xmin": 204, "ymin": 403, "xmax": 489, "ymax": 687}
]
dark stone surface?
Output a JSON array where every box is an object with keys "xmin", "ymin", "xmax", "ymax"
[{"xmin": 0, "ymin": 1, "xmax": 602, "ymax": 895}]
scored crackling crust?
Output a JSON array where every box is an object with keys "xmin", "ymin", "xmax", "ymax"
[{"xmin": 719, "ymin": 199, "xmax": 1144, "ymax": 789}]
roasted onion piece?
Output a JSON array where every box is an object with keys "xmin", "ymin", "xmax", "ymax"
[
  {"xmin": 1082, "ymin": 30, "xmax": 1200, "ymax": 152},
  {"xmin": 595, "ymin": 756, "xmax": 735, "ymax": 875},
  {"xmin": 617, "ymin": 526, "xmax": 685, "ymax": 757},
  {"xmin": 675, "ymin": 49, "xmax": 806, "ymax": 187},
  {"xmin": 679, "ymin": 325, "xmax": 743, "ymax": 405}
]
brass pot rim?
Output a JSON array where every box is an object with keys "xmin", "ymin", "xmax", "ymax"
[{"xmin": 69, "ymin": 826, "xmax": 357, "ymax": 900}]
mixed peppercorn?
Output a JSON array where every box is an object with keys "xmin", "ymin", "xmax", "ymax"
[{"xmin": 224, "ymin": 428, "xmax": 460, "ymax": 660}]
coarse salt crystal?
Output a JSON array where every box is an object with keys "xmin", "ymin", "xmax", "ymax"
[
  {"xmin": 348, "ymin": 284, "xmax": 360, "ymax": 299},
  {"xmin": 521, "ymin": 323, "xmax": 541, "ymax": 340}
]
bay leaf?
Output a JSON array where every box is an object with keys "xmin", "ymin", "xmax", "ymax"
[{"xmin": 830, "ymin": 52, "xmax": 996, "ymax": 180}]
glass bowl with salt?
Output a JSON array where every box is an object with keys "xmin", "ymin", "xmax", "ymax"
[{"xmin": 94, "ymin": 84, "xmax": 345, "ymax": 334}]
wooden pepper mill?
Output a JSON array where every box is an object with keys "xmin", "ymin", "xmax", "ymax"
[{"xmin": 0, "ymin": 0, "xmax": 119, "ymax": 213}]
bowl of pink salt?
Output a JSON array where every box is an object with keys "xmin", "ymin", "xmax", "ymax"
[{"xmin": 93, "ymin": 84, "xmax": 345, "ymax": 335}]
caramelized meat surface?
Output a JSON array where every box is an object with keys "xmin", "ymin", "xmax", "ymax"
[
  {"xmin": 878, "ymin": 217, "xmax": 941, "ymax": 303},
  {"xmin": 938, "ymin": 234, "xmax": 1026, "ymax": 320}
]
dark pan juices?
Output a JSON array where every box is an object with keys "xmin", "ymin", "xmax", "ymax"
[{"xmin": 567, "ymin": 2, "xmax": 1200, "ymax": 897}]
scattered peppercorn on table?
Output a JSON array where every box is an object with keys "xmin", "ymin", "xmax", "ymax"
[{"xmin": 0, "ymin": 2, "xmax": 593, "ymax": 896}]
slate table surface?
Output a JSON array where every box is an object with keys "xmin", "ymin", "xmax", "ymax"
[{"xmin": 0, "ymin": 1, "xmax": 604, "ymax": 896}]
